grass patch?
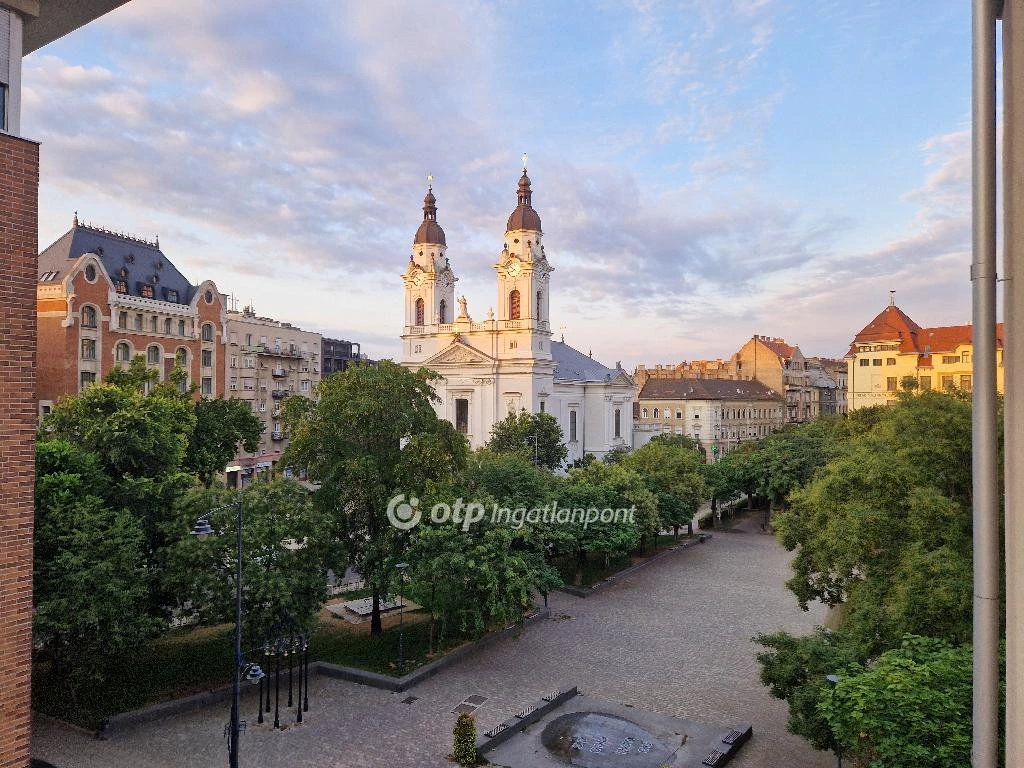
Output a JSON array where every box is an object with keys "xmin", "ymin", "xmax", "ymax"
[{"xmin": 34, "ymin": 609, "xmax": 486, "ymax": 730}]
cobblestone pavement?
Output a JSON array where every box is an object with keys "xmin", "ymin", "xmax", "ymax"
[{"xmin": 33, "ymin": 516, "xmax": 831, "ymax": 768}]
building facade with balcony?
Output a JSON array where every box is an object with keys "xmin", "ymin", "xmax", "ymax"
[
  {"xmin": 633, "ymin": 378, "xmax": 785, "ymax": 460},
  {"xmin": 846, "ymin": 300, "xmax": 1004, "ymax": 410},
  {"xmin": 36, "ymin": 218, "xmax": 227, "ymax": 414},
  {"xmin": 400, "ymin": 170, "xmax": 634, "ymax": 463},
  {"xmin": 224, "ymin": 306, "xmax": 322, "ymax": 483},
  {"xmin": 322, "ymin": 337, "xmax": 365, "ymax": 375}
]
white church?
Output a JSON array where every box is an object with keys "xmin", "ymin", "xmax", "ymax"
[{"xmin": 400, "ymin": 164, "xmax": 634, "ymax": 464}]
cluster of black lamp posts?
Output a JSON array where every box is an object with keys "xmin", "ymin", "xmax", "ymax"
[{"xmin": 256, "ymin": 634, "xmax": 311, "ymax": 728}]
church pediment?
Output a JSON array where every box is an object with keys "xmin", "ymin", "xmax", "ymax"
[{"xmin": 424, "ymin": 339, "xmax": 495, "ymax": 366}]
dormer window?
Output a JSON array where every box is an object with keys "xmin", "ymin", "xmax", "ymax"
[
  {"xmin": 115, "ymin": 280, "xmax": 128, "ymax": 294},
  {"xmin": 165, "ymin": 289, "xmax": 179, "ymax": 303},
  {"xmin": 141, "ymin": 284, "xmax": 154, "ymax": 299}
]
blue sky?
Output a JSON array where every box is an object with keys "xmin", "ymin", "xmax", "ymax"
[{"xmin": 23, "ymin": 0, "xmax": 981, "ymax": 365}]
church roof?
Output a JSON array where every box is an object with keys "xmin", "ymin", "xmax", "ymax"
[
  {"xmin": 639, "ymin": 378, "xmax": 783, "ymax": 402},
  {"xmin": 552, "ymin": 341, "xmax": 624, "ymax": 383},
  {"xmin": 38, "ymin": 221, "xmax": 196, "ymax": 304},
  {"xmin": 506, "ymin": 170, "xmax": 542, "ymax": 232},
  {"xmin": 414, "ymin": 185, "xmax": 446, "ymax": 246}
]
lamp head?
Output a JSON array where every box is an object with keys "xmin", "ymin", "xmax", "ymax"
[
  {"xmin": 190, "ymin": 519, "xmax": 215, "ymax": 538},
  {"xmin": 245, "ymin": 664, "xmax": 266, "ymax": 684}
]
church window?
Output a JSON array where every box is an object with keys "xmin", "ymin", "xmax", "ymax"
[
  {"xmin": 455, "ymin": 398, "xmax": 469, "ymax": 434},
  {"xmin": 614, "ymin": 409, "xmax": 622, "ymax": 438},
  {"xmin": 415, "ymin": 298, "xmax": 425, "ymax": 326},
  {"xmin": 509, "ymin": 290, "xmax": 521, "ymax": 320},
  {"xmin": 539, "ymin": 400, "xmax": 545, "ymax": 413},
  {"xmin": 439, "ymin": 299, "xmax": 447, "ymax": 324},
  {"xmin": 536, "ymin": 291, "xmax": 542, "ymax": 319},
  {"xmin": 569, "ymin": 410, "xmax": 577, "ymax": 442}
]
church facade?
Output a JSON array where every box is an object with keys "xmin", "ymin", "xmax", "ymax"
[{"xmin": 400, "ymin": 168, "xmax": 634, "ymax": 464}]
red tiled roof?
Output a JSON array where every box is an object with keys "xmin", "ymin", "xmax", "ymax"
[
  {"xmin": 847, "ymin": 304, "xmax": 1004, "ymax": 357},
  {"xmin": 758, "ymin": 337, "xmax": 795, "ymax": 359}
]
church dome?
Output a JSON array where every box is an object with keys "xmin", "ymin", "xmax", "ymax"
[
  {"xmin": 414, "ymin": 185, "xmax": 446, "ymax": 246},
  {"xmin": 506, "ymin": 170, "xmax": 542, "ymax": 233}
]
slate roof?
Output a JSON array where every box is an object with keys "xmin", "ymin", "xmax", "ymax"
[
  {"xmin": 37, "ymin": 222, "xmax": 196, "ymax": 304},
  {"xmin": 639, "ymin": 377, "xmax": 783, "ymax": 402},
  {"xmin": 551, "ymin": 341, "xmax": 623, "ymax": 383}
]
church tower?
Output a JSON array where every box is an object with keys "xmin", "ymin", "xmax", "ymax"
[
  {"xmin": 495, "ymin": 157, "xmax": 554, "ymax": 360},
  {"xmin": 401, "ymin": 180, "xmax": 457, "ymax": 362},
  {"xmin": 402, "ymin": 179, "xmax": 457, "ymax": 333}
]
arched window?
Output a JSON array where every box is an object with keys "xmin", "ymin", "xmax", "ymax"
[
  {"xmin": 175, "ymin": 348, "xmax": 188, "ymax": 368},
  {"xmin": 115, "ymin": 342, "xmax": 131, "ymax": 362},
  {"xmin": 414, "ymin": 298, "xmax": 425, "ymax": 326},
  {"xmin": 202, "ymin": 323, "xmax": 214, "ymax": 342},
  {"xmin": 438, "ymin": 299, "xmax": 447, "ymax": 324},
  {"xmin": 147, "ymin": 345, "xmax": 161, "ymax": 364},
  {"xmin": 536, "ymin": 290, "xmax": 542, "ymax": 319},
  {"xmin": 642, "ymin": 408, "xmax": 648, "ymax": 418},
  {"xmin": 81, "ymin": 305, "xmax": 97, "ymax": 328},
  {"xmin": 509, "ymin": 289, "xmax": 521, "ymax": 320},
  {"xmin": 653, "ymin": 408, "xmax": 659, "ymax": 419}
]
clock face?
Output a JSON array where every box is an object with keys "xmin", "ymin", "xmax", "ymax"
[
  {"xmin": 507, "ymin": 259, "xmax": 521, "ymax": 277},
  {"xmin": 412, "ymin": 271, "xmax": 424, "ymax": 286}
]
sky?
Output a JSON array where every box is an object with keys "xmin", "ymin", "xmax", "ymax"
[{"xmin": 23, "ymin": 0, "xmax": 985, "ymax": 366}]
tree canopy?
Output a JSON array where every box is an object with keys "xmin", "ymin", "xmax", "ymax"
[{"xmin": 486, "ymin": 409, "xmax": 568, "ymax": 470}]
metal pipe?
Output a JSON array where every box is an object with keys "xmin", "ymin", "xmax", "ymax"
[
  {"xmin": 229, "ymin": 494, "xmax": 243, "ymax": 768},
  {"xmin": 1004, "ymin": 2, "xmax": 1024, "ymax": 764},
  {"xmin": 288, "ymin": 635, "xmax": 294, "ymax": 708},
  {"xmin": 303, "ymin": 639, "xmax": 310, "ymax": 712}
]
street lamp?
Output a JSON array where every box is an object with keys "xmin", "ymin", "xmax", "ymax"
[
  {"xmin": 825, "ymin": 674, "xmax": 843, "ymax": 768},
  {"xmin": 191, "ymin": 494, "xmax": 257, "ymax": 768},
  {"xmin": 395, "ymin": 562, "xmax": 409, "ymax": 671}
]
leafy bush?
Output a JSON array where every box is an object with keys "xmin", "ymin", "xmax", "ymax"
[{"xmin": 452, "ymin": 712, "xmax": 478, "ymax": 766}]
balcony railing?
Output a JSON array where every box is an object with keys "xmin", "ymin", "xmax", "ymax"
[
  {"xmin": 271, "ymin": 431, "xmax": 284, "ymax": 441},
  {"xmin": 271, "ymin": 389, "xmax": 289, "ymax": 399},
  {"xmin": 271, "ymin": 368, "xmax": 287, "ymax": 378}
]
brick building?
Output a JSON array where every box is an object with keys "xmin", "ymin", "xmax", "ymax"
[
  {"xmin": 1, "ymin": 4, "xmax": 128, "ymax": 765},
  {"xmin": 36, "ymin": 219, "xmax": 227, "ymax": 412}
]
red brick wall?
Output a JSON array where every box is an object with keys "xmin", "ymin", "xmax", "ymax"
[{"xmin": 0, "ymin": 133, "xmax": 39, "ymax": 768}]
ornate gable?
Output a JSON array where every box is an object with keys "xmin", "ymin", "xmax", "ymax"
[{"xmin": 424, "ymin": 339, "xmax": 495, "ymax": 366}]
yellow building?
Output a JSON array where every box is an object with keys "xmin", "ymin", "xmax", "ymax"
[{"xmin": 846, "ymin": 301, "xmax": 1005, "ymax": 410}]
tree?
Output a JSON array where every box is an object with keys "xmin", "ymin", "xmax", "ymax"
[
  {"xmin": 820, "ymin": 636, "xmax": 972, "ymax": 768},
  {"xmin": 184, "ymin": 397, "xmax": 264, "ymax": 486},
  {"xmin": 33, "ymin": 441, "xmax": 156, "ymax": 712},
  {"xmin": 160, "ymin": 479, "xmax": 343, "ymax": 641},
  {"xmin": 552, "ymin": 461, "xmax": 659, "ymax": 586},
  {"xmin": 283, "ymin": 360, "xmax": 468, "ymax": 635},
  {"xmin": 622, "ymin": 437, "xmax": 706, "ymax": 538},
  {"xmin": 486, "ymin": 409, "xmax": 567, "ymax": 470}
]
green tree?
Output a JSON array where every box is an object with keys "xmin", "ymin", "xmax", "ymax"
[
  {"xmin": 486, "ymin": 409, "xmax": 568, "ymax": 470},
  {"xmin": 184, "ymin": 397, "xmax": 264, "ymax": 486},
  {"xmin": 553, "ymin": 461, "xmax": 659, "ymax": 586},
  {"xmin": 820, "ymin": 636, "xmax": 972, "ymax": 768},
  {"xmin": 283, "ymin": 361, "xmax": 468, "ymax": 635},
  {"xmin": 622, "ymin": 436, "xmax": 706, "ymax": 538},
  {"xmin": 161, "ymin": 479, "xmax": 343, "ymax": 640},
  {"xmin": 33, "ymin": 441, "xmax": 156, "ymax": 710}
]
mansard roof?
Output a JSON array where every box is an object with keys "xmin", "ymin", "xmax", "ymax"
[
  {"xmin": 38, "ymin": 221, "xmax": 196, "ymax": 304},
  {"xmin": 552, "ymin": 341, "xmax": 630, "ymax": 384}
]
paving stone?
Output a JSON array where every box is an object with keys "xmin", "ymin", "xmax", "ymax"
[{"xmin": 32, "ymin": 516, "xmax": 831, "ymax": 767}]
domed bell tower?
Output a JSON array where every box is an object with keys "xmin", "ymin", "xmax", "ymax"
[
  {"xmin": 403, "ymin": 177, "xmax": 457, "ymax": 330},
  {"xmin": 495, "ymin": 156, "xmax": 553, "ymax": 358}
]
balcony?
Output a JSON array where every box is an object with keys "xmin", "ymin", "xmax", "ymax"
[
  {"xmin": 271, "ymin": 368, "xmax": 287, "ymax": 378},
  {"xmin": 271, "ymin": 431, "xmax": 284, "ymax": 441},
  {"xmin": 271, "ymin": 389, "xmax": 289, "ymax": 399}
]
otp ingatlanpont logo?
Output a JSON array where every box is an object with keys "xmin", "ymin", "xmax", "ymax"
[{"xmin": 386, "ymin": 494, "xmax": 421, "ymax": 530}]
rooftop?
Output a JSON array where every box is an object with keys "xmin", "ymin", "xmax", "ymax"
[{"xmin": 639, "ymin": 377, "xmax": 782, "ymax": 402}]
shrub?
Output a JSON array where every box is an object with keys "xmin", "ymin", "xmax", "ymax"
[{"xmin": 452, "ymin": 712, "xmax": 478, "ymax": 766}]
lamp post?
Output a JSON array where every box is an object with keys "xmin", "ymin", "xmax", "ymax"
[
  {"xmin": 190, "ymin": 495, "xmax": 264, "ymax": 768},
  {"xmin": 825, "ymin": 674, "xmax": 843, "ymax": 768},
  {"xmin": 395, "ymin": 562, "xmax": 409, "ymax": 671}
]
